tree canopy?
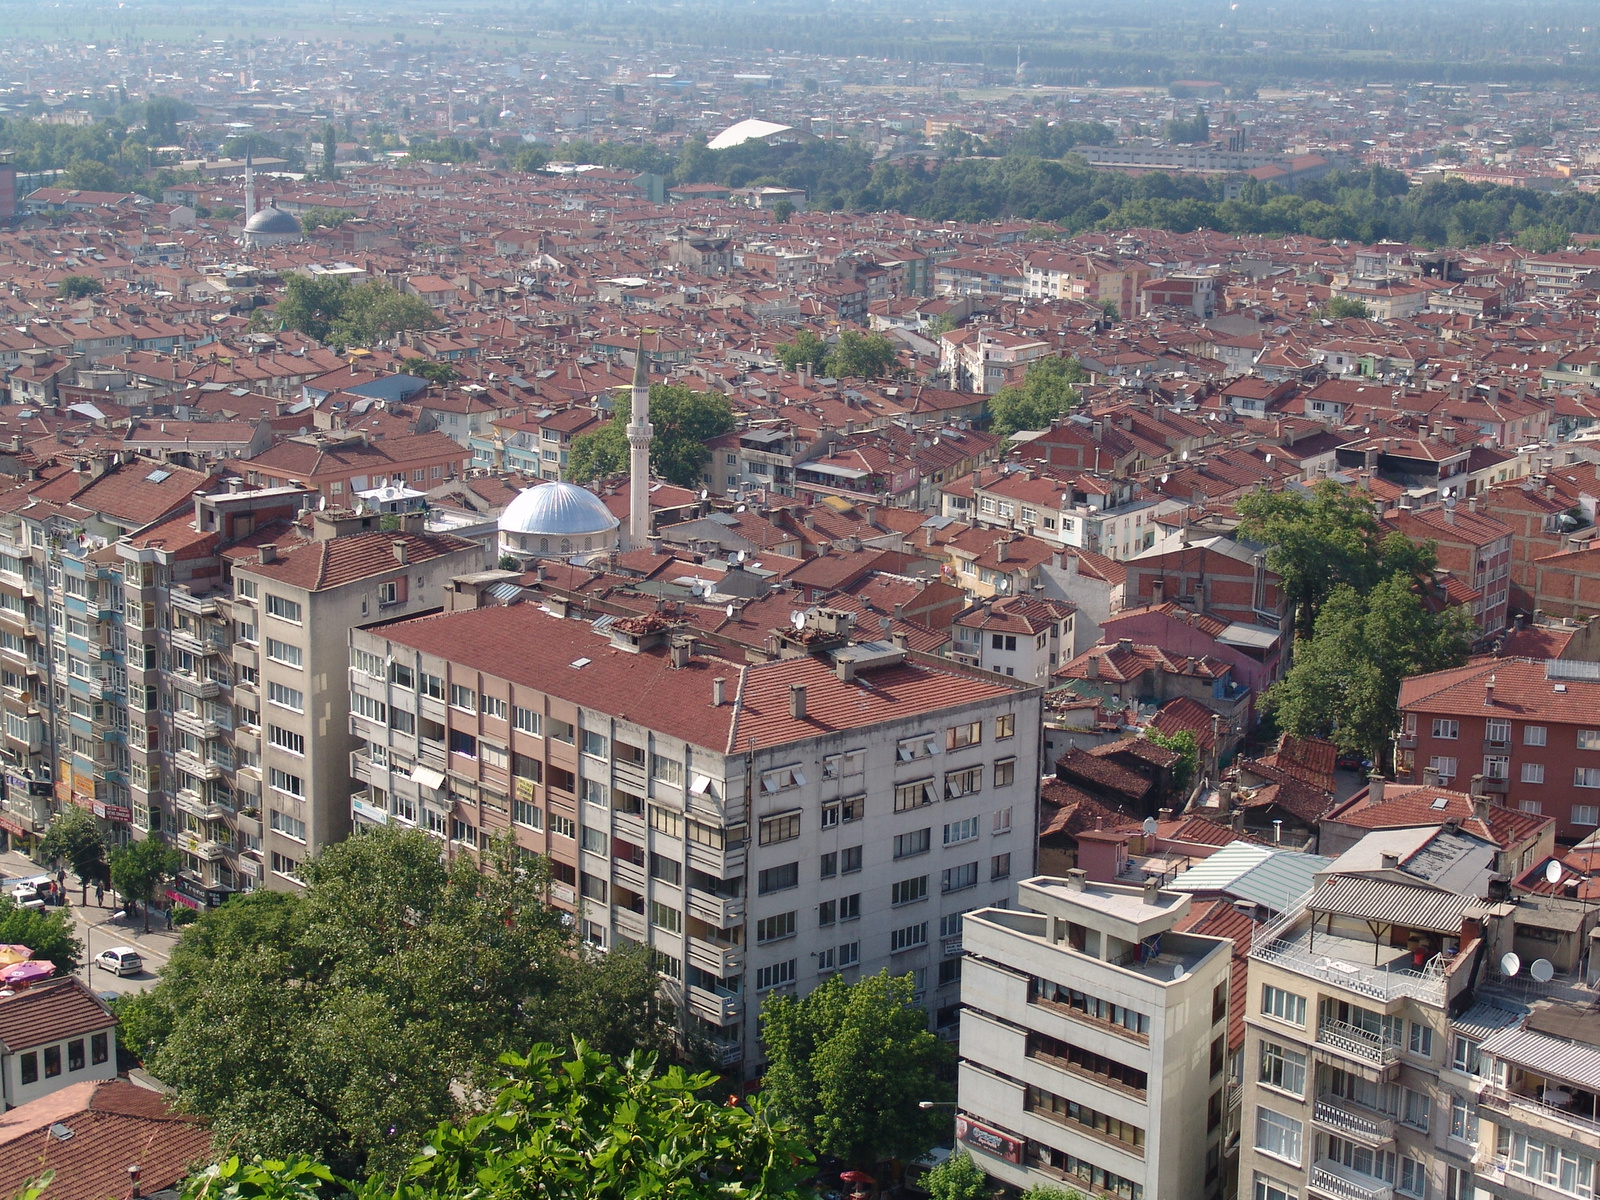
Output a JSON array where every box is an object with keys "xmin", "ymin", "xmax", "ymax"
[
  {"xmin": 773, "ymin": 330, "xmax": 899, "ymax": 380},
  {"xmin": 0, "ymin": 898, "xmax": 81, "ymax": 973},
  {"xmin": 399, "ymin": 358, "xmax": 458, "ymax": 386},
  {"xmin": 987, "ymin": 355, "xmax": 1086, "ymax": 438},
  {"xmin": 56, "ymin": 275, "xmax": 104, "ymax": 300},
  {"xmin": 566, "ymin": 384, "xmax": 736, "ymax": 488},
  {"xmin": 921, "ymin": 1150, "xmax": 990, "ymax": 1200},
  {"xmin": 759, "ymin": 970, "xmax": 950, "ymax": 1169},
  {"xmin": 1318, "ymin": 296, "xmax": 1372, "ymax": 319},
  {"xmin": 118, "ymin": 828, "xmax": 675, "ymax": 1179},
  {"xmin": 40, "ymin": 806, "xmax": 105, "ymax": 902},
  {"xmin": 109, "ymin": 837, "xmax": 179, "ymax": 930},
  {"xmin": 274, "ymin": 277, "xmax": 437, "ymax": 349},
  {"xmin": 181, "ymin": 1041, "xmax": 810, "ymax": 1200},
  {"xmin": 1267, "ymin": 575, "xmax": 1473, "ymax": 768}
]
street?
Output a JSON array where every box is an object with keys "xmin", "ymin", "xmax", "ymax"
[{"xmin": 0, "ymin": 846, "xmax": 183, "ymax": 1000}]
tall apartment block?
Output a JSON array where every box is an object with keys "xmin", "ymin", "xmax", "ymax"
[
  {"xmin": 347, "ymin": 600, "xmax": 1042, "ymax": 1069},
  {"xmin": 957, "ymin": 872, "xmax": 1234, "ymax": 1200}
]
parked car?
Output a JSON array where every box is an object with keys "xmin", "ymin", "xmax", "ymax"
[{"xmin": 95, "ymin": 947, "xmax": 143, "ymax": 977}]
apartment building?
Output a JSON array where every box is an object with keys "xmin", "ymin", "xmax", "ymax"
[
  {"xmin": 232, "ymin": 515, "xmax": 484, "ymax": 888},
  {"xmin": 1385, "ymin": 504, "xmax": 1513, "ymax": 642},
  {"xmin": 957, "ymin": 872, "xmax": 1234, "ymax": 1200},
  {"xmin": 1397, "ymin": 657, "xmax": 1600, "ymax": 840},
  {"xmin": 950, "ymin": 598, "xmax": 1078, "ymax": 685},
  {"xmin": 346, "ymin": 602, "xmax": 1042, "ymax": 1070},
  {"xmin": 1238, "ymin": 830, "xmax": 1505, "ymax": 1200}
]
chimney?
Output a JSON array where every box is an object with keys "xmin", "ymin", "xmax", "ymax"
[
  {"xmin": 1151, "ymin": 578, "xmax": 1165, "ymax": 605},
  {"xmin": 789, "ymin": 683, "xmax": 807, "ymax": 720},
  {"xmin": 1367, "ymin": 773, "xmax": 1386, "ymax": 805},
  {"xmin": 1064, "ymin": 869, "xmax": 1087, "ymax": 893},
  {"xmin": 1380, "ymin": 852, "xmax": 1400, "ymax": 870},
  {"xmin": 670, "ymin": 640, "xmax": 691, "ymax": 668},
  {"xmin": 1231, "ymin": 808, "xmax": 1244, "ymax": 832},
  {"xmin": 1142, "ymin": 878, "xmax": 1162, "ymax": 906},
  {"xmin": 1086, "ymin": 653, "xmax": 1099, "ymax": 679},
  {"xmin": 995, "ymin": 538, "xmax": 1007, "ymax": 563},
  {"xmin": 1422, "ymin": 767, "xmax": 1441, "ymax": 787},
  {"xmin": 392, "ymin": 538, "xmax": 409, "ymax": 565},
  {"xmin": 711, "ymin": 677, "xmax": 727, "ymax": 707},
  {"xmin": 259, "ymin": 544, "xmax": 277, "ymax": 564},
  {"xmin": 835, "ymin": 657, "xmax": 857, "ymax": 683},
  {"xmin": 128, "ymin": 1165, "xmax": 141, "ymax": 1200},
  {"xmin": 1484, "ymin": 674, "xmax": 1496, "ymax": 705},
  {"xmin": 1472, "ymin": 791, "xmax": 1489, "ymax": 822}
]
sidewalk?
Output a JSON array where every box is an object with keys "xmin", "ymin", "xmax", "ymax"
[{"xmin": 0, "ymin": 846, "xmax": 184, "ymax": 973}]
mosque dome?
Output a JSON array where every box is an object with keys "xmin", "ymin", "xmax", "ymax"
[
  {"xmin": 499, "ymin": 481, "xmax": 620, "ymax": 539},
  {"xmin": 244, "ymin": 204, "xmax": 302, "ymax": 235}
]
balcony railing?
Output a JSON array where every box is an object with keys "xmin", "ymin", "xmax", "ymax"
[
  {"xmin": 1309, "ymin": 1162, "xmax": 1393, "ymax": 1200},
  {"xmin": 1478, "ymin": 1086, "xmax": 1600, "ymax": 1139},
  {"xmin": 1316, "ymin": 1019, "xmax": 1402, "ymax": 1067},
  {"xmin": 1313, "ymin": 1097, "xmax": 1395, "ymax": 1145},
  {"xmin": 1250, "ymin": 903, "xmax": 1447, "ymax": 1006}
]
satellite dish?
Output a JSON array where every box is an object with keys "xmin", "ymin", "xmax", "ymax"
[
  {"xmin": 737, "ymin": 550, "xmax": 747, "ymax": 562},
  {"xmin": 1530, "ymin": 959, "xmax": 1555, "ymax": 983},
  {"xmin": 791, "ymin": 610, "xmax": 806, "ymax": 630},
  {"xmin": 1172, "ymin": 965, "xmax": 1186, "ymax": 982},
  {"xmin": 725, "ymin": 604, "xmax": 735, "ymax": 618},
  {"xmin": 700, "ymin": 490, "xmax": 709, "ymax": 501},
  {"xmin": 1546, "ymin": 859, "xmax": 1564, "ymax": 886},
  {"xmin": 1142, "ymin": 817, "xmax": 1158, "ymax": 837},
  {"xmin": 1501, "ymin": 952, "xmax": 1522, "ymax": 978}
]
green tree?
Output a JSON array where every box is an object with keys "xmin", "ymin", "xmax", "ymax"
[
  {"xmin": 505, "ymin": 143, "xmax": 551, "ymax": 173},
  {"xmin": 823, "ymin": 331, "xmax": 899, "ymax": 379},
  {"xmin": 143, "ymin": 95, "xmax": 196, "ymax": 145},
  {"xmin": 321, "ymin": 123, "xmax": 338, "ymax": 180},
  {"xmin": 55, "ymin": 274, "xmax": 104, "ymax": 300},
  {"xmin": 0, "ymin": 897, "xmax": 82, "ymax": 972},
  {"xmin": 1517, "ymin": 222, "xmax": 1569, "ymax": 254},
  {"xmin": 275, "ymin": 278, "xmax": 437, "ymax": 349},
  {"xmin": 1267, "ymin": 576, "xmax": 1472, "ymax": 769},
  {"xmin": 759, "ymin": 969, "xmax": 949, "ymax": 1169},
  {"xmin": 182, "ymin": 1042, "xmax": 810, "ymax": 1200},
  {"xmin": 39, "ymin": 805, "xmax": 106, "ymax": 903},
  {"xmin": 1145, "ymin": 727, "xmax": 1200, "ymax": 794},
  {"xmin": 299, "ymin": 207, "xmax": 355, "ymax": 230},
  {"xmin": 109, "ymin": 837, "xmax": 180, "ymax": 932},
  {"xmin": 922, "ymin": 1150, "xmax": 990, "ymax": 1200},
  {"xmin": 1318, "ymin": 296, "xmax": 1372, "ymax": 319},
  {"xmin": 567, "ymin": 384, "xmax": 736, "ymax": 488},
  {"xmin": 400, "ymin": 357, "xmax": 457, "ymax": 386},
  {"xmin": 1022, "ymin": 1187, "xmax": 1086, "ymax": 1200},
  {"xmin": 130, "ymin": 829, "xmax": 675, "ymax": 1179},
  {"xmin": 771, "ymin": 198, "xmax": 795, "ymax": 224},
  {"xmin": 774, "ymin": 329, "xmax": 830, "ymax": 374},
  {"xmin": 63, "ymin": 157, "xmax": 121, "ymax": 192},
  {"xmin": 987, "ymin": 355, "xmax": 1086, "ymax": 438}
]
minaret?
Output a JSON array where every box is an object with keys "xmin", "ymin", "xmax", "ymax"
[
  {"xmin": 626, "ymin": 334, "xmax": 653, "ymax": 549},
  {"xmin": 243, "ymin": 147, "xmax": 256, "ymax": 224}
]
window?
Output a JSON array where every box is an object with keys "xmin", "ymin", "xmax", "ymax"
[
  {"xmin": 818, "ymin": 900, "xmax": 836, "ymax": 927},
  {"xmin": 1577, "ymin": 768, "xmax": 1600, "ymax": 789},
  {"xmin": 449, "ymin": 730, "xmax": 477, "ymax": 759},
  {"xmin": 351, "ymin": 692, "xmax": 387, "ymax": 726},
  {"xmin": 757, "ymin": 912, "xmax": 796, "ymax": 943},
  {"xmin": 480, "ymin": 695, "xmax": 507, "ymax": 721},
  {"xmin": 550, "ymin": 813, "xmax": 575, "ymax": 839},
  {"xmin": 1507, "ymin": 1133, "xmax": 1594, "ymax": 1198},
  {"xmin": 992, "ymin": 758, "xmax": 1016, "ymax": 788},
  {"xmin": 759, "ymin": 811, "xmax": 801, "ymax": 845},
  {"xmin": 268, "ymin": 725, "xmax": 304, "ymax": 756},
  {"xmin": 272, "ymin": 851, "xmax": 304, "ymax": 881},
  {"xmin": 450, "ymin": 684, "xmax": 476, "ymax": 711},
  {"xmin": 236, "ymin": 577, "xmax": 258, "ymax": 600},
  {"xmin": 1453, "ymin": 1035, "xmax": 1483, "ymax": 1076},
  {"xmin": 1255, "ymin": 1108, "xmax": 1303, "ymax": 1167},
  {"xmin": 1575, "ymin": 805, "xmax": 1600, "ymax": 826},
  {"xmin": 268, "ymin": 682, "xmax": 304, "ymax": 712},
  {"xmin": 513, "ymin": 798, "xmax": 542, "ymax": 830},
  {"xmin": 269, "ymin": 767, "xmax": 304, "ymax": 798},
  {"xmin": 821, "ymin": 795, "xmax": 863, "ymax": 828},
  {"xmin": 1444, "ymin": 1168, "xmax": 1472, "ymax": 1200},
  {"xmin": 265, "ymin": 594, "xmax": 302, "ymax": 624},
  {"xmin": 1524, "ymin": 725, "xmax": 1547, "ymax": 747},
  {"xmin": 390, "ymin": 662, "xmax": 414, "ymax": 689},
  {"xmin": 890, "ymin": 922, "xmax": 928, "ymax": 952},
  {"xmin": 1259, "ymin": 1042, "xmax": 1307, "ymax": 1096},
  {"xmin": 270, "ymin": 809, "xmax": 307, "ymax": 841},
  {"xmin": 756, "ymin": 960, "xmax": 796, "ymax": 991},
  {"xmin": 991, "ymin": 853, "xmax": 1011, "ymax": 880},
  {"xmin": 946, "ymin": 721, "xmax": 982, "ymax": 750},
  {"xmin": 894, "ymin": 779, "xmax": 937, "ymax": 811},
  {"xmin": 1484, "ymin": 755, "xmax": 1509, "ymax": 780},
  {"xmin": 1409, "ymin": 1021, "xmax": 1434, "ymax": 1058},
  {"xmin": 819, "ymin": 851, "xmax": 837, "ymax": 879},
  {"xmin": 990, "ymin": 633, "xmax": 1017, "ymax": 651},
  {"xmin": 839, "ymin": 894, "xmax": 860, "ymax": 921},
  {"xmin": 1450, "ymin": 1095, "xmax": 1477, "ymax": 1143},
  {"xmin": 1428, "ymin": 756, "xmax": 1458, "ymax": 782},
  {"xmin": 91, "ymin": 1033, "xmax": 107, "ymax": 1065},
  {"xmin": 892, "ymin": 875, "xmax": 927, "ymax": 905},
  {"xmin": 482, "ymin": 742, "xmax": 509, "ymax": 771},
  {"xmin": 1402, "ymin": 1088, "xmax": 1431, "ymax": 1132},
  {"xmin": 995, "ymin": 713, "xmax": 1015, "ymax": 739},
  {"xmin": 942, "ymin": 862, "xmax": 978, "ymax": 893},
  {"xmin": 1397, "ymin": 1158, "xmax": 1426, "ymax": 1199},
  {"xmin": 1253, "ymin": 1175, "xmax": 1296, "ymax": 1200},
  {"xmin": 1431, "ymin": 718, "xmax": 1459, "ymax": 739},
  {"xmin": 513, "ymin": 706, "xmax": 542, "ymax": 736},
  {"xmin": 1262, "ymin": 985, "xmax": 1306, "ymax": 1026},
  {"xmin": 581, "ymin": 827, "xmax": 607, "ymax": 855},
  {"xmin": 894, "ymin": 828, "xmax": 931, "ymax": 858},
  {"xmin": 939, "ymin": 958, "xmax": 963, "ymax": 987},
  {"xmin": 582, "ymin": 730, "xmax": 608, "ymax": 758},
  {"xmin": 760, "ymin": 764, "xmax": 805, "ymax": 793},
  {"xmin": 840, "ymin": 846, "xmax": 862, "ymax": 873},
  {"xmin": 266, "ymin": 637, "xmax": 302, "ymax": 668},
  {"xmin": 42, "ymin": 1046, "xmax": 60, "ymax": 1078},
  {"xmin": 650, "ymin": 753, "xmax": 681, "ymax": 784},
  {"xmin": 421, "ymin": 673, "xmax": 444, "ymax": 700},
  {"xmin": 19, "ymin": 1052, "xmax": 36, "ymax": 1084},
  {"xmin": 1522, "ymin": 762, "xmax": 1546, "ymax": 784},
  {"xmin": 1580, "ymin": 730, "xmax": 1600, "ymax": 751},
  {"xmin": 896, "ymin": 733, "xmax": 939, "ymax": 762},
  {"xmin": 944, "ymin": 817, "xmax": 980, "ymax": 845},
  {"xmin": 758, "ymin": 863, "xmax": 799, "ymax": 894},
  {"xmin": 67, "ymin": 1039, "xmax": 84, "ymax": 1072},
  {"xmin": 650, "ymin": 902, "xmax": 681, "ymax": 933},
  {"xmin": 1486, "ymin": 717, "xmax": 1511, "ymax": 744},
  {"xmin": 839, "ymin": 941, "xmax": 860, "ymax": 967},
  {"xmin": 945, "ymin": 766, "xmax": 983, "ymax": 799}
]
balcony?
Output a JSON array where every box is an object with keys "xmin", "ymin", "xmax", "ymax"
[
  {"xmin": 169, "ymin": 588, "xmax": 220, "ymax": 617},
  {"xmin": 232, "ymin": 643, "xmax": 258, "ymax": 672},
  {"xmin": 613, "ymin": 810, "xmax": 645, "ymax": 844},
  {"xmin": 174, "ymin": 749, "xmax": 225, "ymax": 782},
  {"xmin": 173, "ymin": 709, "xmax": 224, "ymax": 740},
  {"xmin": 170, "ymin": 627, "xmax": 227, "ymax": 658},
  {"xmin": 1315, "ymin": 1020, "xmax": 1402, "ymax": 1070},
  {"xmin": 418, "ymin": 739, "xmax": 446, "ymax": 769},
  {"xmin": 1481, "ymin": 775, "xmax": 1509, "ymax": 795},
  {"xmin": 174, "ymin": 787, "xmax": 230, "ymax": 822},
  {"xmin": 1250, "ymin": 912, "xmax": 1447, "ymax": 1007},
  {"xmin": 686, "ymin": 839, "xmax": 746, "ymax": 879},
  {"xmin": 612, "ymin": 857, "xmax": 646, "ymax": 894},
  {"xmin": 687, "ymin": 984, "xmax": 743, "ymax": 1025},
  {"xmin": 1477, "ymin": 1085, "xmax": 1600, "ymax": 1141},
  {"xmin": 167, "ymin": 672, "xmax": 221, "ymax": 700},
  {"xmin": 87, "ymin": 676, "xmax": 122, "ymax": 701},
  {"xmin": 614, "ymin": 907, "xmax": 647, "ymax": 942},
  {"xmin": 718, "ymin": 1042, "xmax": 744, "ymax": 1067},
  {"xmin": 1308, "ymin": 1161, "xmax": 1393, "ymax": 1200},
  {"xmin": 1312, "ymin": 1097, "xmax": 1395, "ymax": 1146},
  {"xmin": 236, "ymin": 811, "xmax": 263, "ymax": 839},
  {"xmin": 688, "ymin": 888, "xmax": 745, "ymax": 927},
  {"xmin": 688, "ymin": 936, "xmax": 743, "ymax": 978}
]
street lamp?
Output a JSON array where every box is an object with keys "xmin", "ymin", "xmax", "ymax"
[{"xmin": 918, "ymin": 1101, "xmax": 958, "ymax": 1110}]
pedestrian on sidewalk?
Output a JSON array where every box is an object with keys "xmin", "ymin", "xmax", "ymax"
[
  {"xmin": 94, "ymin": 882, "xmax": 103, "ymax": 907},
  {"xmin": 164, "ymin": 905, "xmax": 172, "ymax": 931}
]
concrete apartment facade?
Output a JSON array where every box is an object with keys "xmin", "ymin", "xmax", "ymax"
[
  {"xmin": 347, "ymin": 600, "xmax": 1042, "ymax": 1070},
  {"xmin": 957, "ymin": 872, "xmax": 1234, "ymax": 1200}
]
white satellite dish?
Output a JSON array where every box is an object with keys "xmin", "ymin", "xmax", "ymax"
[
  {"xmin": 1501, "ymin": 952, "xmax": 1522, "ymax": 978},
  {"xmin": 725, "ymin": 604, "xmax": 735, "ymax": 618},
  {"xmin": 737, "ymin": 550, "xmax": 747, "ymax": 562},
  {"xmin": 791, "ymin": 610, "xmax": 806, "ymax": 630},
  {"xmin": 1530, "ymin": 959, "xmax": 1555, "ymax": 984},
  {"xmin": 1142, "ymin": 817, "xmax": 1158, "ymax": 837},
  {"xmin": 1171, "ymin": 965, "xmax": 1186, "ymax": 982},
  {"xmin": 1546, "ymin": 859, "xmax": 1564, "ymax": 886},
  {"xmin": 700, "ymin": 489, "xmax": 709, "ymax": 501}
]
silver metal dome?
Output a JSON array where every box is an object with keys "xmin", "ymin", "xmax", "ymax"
[
  {"xmin": 244, "ymin": 204, "xmax": 302, "ymax": 234},
  {"xmin": 498, "ymin": 481, "xmax": 620, "ymax": 538}
]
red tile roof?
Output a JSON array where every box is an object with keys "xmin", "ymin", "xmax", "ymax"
[
  {"xmin": 0, "ymin": 978, "xmax": 115, "ymax": 1053},
  {"xmin": 235, "ymin": 530, "xmax": 482, "ymax": 591}
]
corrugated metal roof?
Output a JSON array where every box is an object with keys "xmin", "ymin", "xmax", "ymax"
[
  {"xmin": 1480, "ymin": 1024, "xmax": 1600, "ymax": 1091},
  {"xmin": 1230, "ymin": 851, "xmax": 1334, "ymax": 915},
  {"xmin": 1169, "ymin": 842, "xmax": 1274, "ymax": 892},
  {"xmin": 1452, "ymin": 1001, "xmax": 1526, "ymax": 1042},
  {"xmin": 1309, "ymin": 874, "xmax": 1471, "ymax": 932}
]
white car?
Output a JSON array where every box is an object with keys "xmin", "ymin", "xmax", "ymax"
[
  {"xmin": 95, "ymin": 947, "xmax": 143, "ymax": 977},
  {"xmin": 9, "ymin": 884, "xmax": 44, "ymax": 910}
]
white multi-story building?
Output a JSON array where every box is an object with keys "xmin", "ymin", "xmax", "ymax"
[
  {"xmin": 347, "ymin": 600, "xmax": 1043, "ymax": 1071},
  {"xmin": 957, "ymin": 872, "xmax": 1235, "ymax": 1200}
]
